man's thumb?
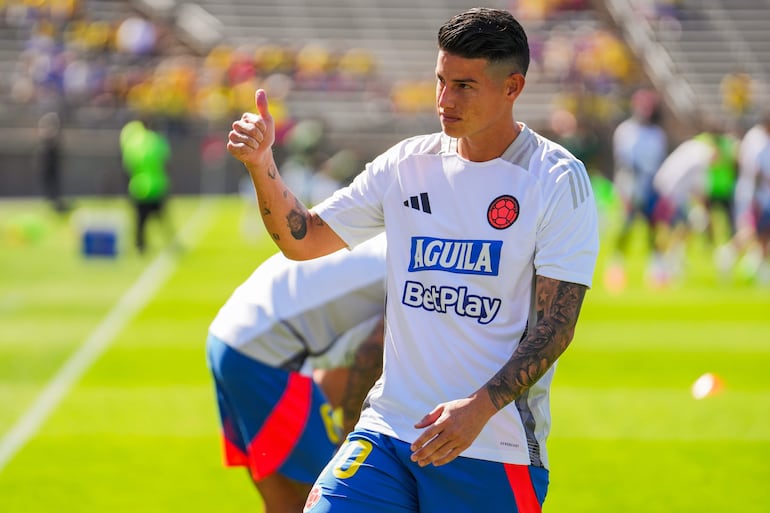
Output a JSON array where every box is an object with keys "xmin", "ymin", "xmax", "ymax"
[{"xmin": 255, "ymin": 89, "xmax": 271, "ymax": 119}]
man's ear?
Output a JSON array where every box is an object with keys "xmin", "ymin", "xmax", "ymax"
[{"xmin": 506, "ymin": 73, "xmax": 526, "ymax": 100}]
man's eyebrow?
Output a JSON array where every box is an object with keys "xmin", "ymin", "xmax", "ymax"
[{"xmin": 436, "ymin": 73, "xmax": 479, "ymax": 84}]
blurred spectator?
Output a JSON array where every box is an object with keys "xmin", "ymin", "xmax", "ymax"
[
  {"xmin": 390, "ymin": 79, "xmax": 434, "ymax": 114},
  {"xmin": 294, "ymin": 41, "xmax": 333, "ymax": 90},
  {"xmin": 509, "ymin": 0, "xmax": 588, "ymax": 21},
  {"xmin": 720, "ymin": 67, "xmax": 756, "ymax": 133},
  {"xmin": 253, "ymin": 43, "xmax": 296, "ymax": 76},
  {"xmin": 37, "ymin": 110, "xmax": 70, "ymax": 213},
  {"xmin": 335, "ymin": 47, "xmax": 377, "ymax": 91},
  {"xmin": 226, "ymin": 45, "xmax": 256, "ymax": 86},
  {"xmin": 115, "ymin": 16, "xmax": 157, "ymax": 56}
]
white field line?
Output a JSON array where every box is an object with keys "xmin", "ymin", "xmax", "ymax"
[{"xmin": 0, "ymin": 199, "xmax": 215, "ymax": 473}]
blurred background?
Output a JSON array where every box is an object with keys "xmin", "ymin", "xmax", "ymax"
[{"xmin": 0, "ymin": 0, "xmax": 767, "ymax": 196}]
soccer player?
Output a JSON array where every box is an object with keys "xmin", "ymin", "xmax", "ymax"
[
  {"xmin": 752, "ymin": 139, "xmax": 770, "ymax": 282},
  {"xmin": 206, "ymin": 234, "xmax": 386, "ymax": 513},
  {"xmin": 226, "ymin": 7, "xmax": 598, "ymax": 512},
  {"xmin": 607, "ymin": 88, "xmax": 668, "ymax": 289},
  {"xmin": 649, "ymin": 131, "xmax": 717, "ymax": 285},
  {"xmin": 715, "ymin": 110, "xmax": 770, "ymax": 278}
]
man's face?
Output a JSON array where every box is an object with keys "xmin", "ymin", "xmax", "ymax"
[{"xmin": 434, "ymin": 50, "xmax": 516, "ymax": 144}]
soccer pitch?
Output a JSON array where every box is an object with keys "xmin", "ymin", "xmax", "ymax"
[{"xmin": 0, "ymin": 196, "xmax": 768, "ymax": 512}]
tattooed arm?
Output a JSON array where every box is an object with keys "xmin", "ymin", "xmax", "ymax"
[
  {"xmin": 486, "ymin": 275, "xmax": 587, "ymax": 409},
  {"xmin": 341, "ymin": 317, "xmax": 385, "ymax": 437},
  {"xmin": 227, "ymin": 89, "xmax": 346, "ymax": 259},
  {"xmin": 410, "ymin": 275, "xmax": 587, "ymax": 467}
]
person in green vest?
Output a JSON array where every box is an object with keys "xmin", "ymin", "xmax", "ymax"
[
  {"xmin": 120, "ymin": 117, "xmax": 174, "ymax": 253},
  {"xmin": 696, "ymin": 128, "xmax": 739, "ymax": 245}
]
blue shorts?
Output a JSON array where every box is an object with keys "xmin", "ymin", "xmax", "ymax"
[
  {"xmin": 206, "ymin": 335, "xmax": 340, "ymax": 484},
  {"xmin": 756, "ymin": 204, "xmax": 770, "ymax": 234},
  {"xmin": 303, "ymin": 428, "xmax": 549, "ymax": 513}
]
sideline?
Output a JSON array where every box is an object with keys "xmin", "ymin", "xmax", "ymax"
[{"xmin": 0, "ymin": 199, "xmax": 215, "ymax": 473}]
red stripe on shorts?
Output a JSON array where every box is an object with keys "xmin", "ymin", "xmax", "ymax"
[
  {"xmin": 222, "ymin": 433, "xmax": 248, "ymax": 466},
  {"xmin": 504, "ymin": 464, "xmax": 542, "ymax": 513},
  {"xmin": 247, "ymin": 372, "xmax": 312, "ymax": 480}
]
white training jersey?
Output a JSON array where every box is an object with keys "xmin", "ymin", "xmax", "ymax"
[
  {"xmin": 208, "ymin": 234, "xmax": 387, "ymax": 371},
  {"xmin": 653, "ymin": 138, "xmax": 715, "ymax": 204},
  {"xmin": 612, "ymin": 118, "xmax": 667, "ymax": 203},
  {"xmin": 313, "ymin": 125, "xmax": 599, "ymax": 468},
  {"xmin": 755, "ymin": 144, "xmax": 770, "ymax": 210},
  {"xmin": 736, "ymin": 124, "xmax": 770, "ymax": 220}
]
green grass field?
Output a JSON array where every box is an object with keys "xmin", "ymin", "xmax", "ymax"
[{"xmin": 1, "ymin": 195, "xmax": 768, "ymax": 512}]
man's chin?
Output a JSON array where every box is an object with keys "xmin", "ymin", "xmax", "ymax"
[{"xmin": 440, "ymin": 124, "xmax": 462, "ymax": 138}]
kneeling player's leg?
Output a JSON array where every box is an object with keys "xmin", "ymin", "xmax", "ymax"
[{"xmin": 254, "ymin": 472, "xmax": 312, "ymax": 513}]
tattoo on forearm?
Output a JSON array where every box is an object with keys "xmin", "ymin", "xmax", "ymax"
[
  {"xmin": 487, "ymin": 277, "xmax": 586, "ymax": 411},
  {"xmin": 342, "ymin": 320, "xmax": 384, "ymax": 434},
  {"xmin": 267, "ymin": 164, "xmax": 276, "ymax": 179}
]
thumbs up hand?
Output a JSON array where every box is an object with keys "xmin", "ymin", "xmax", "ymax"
[{"xmin": 227, "ymin": 89, "xmax": 276, "ymax": 168}]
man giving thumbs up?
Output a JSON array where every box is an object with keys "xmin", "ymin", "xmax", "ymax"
[{"xmin": 227, "ymin": 9, "xmax": 598, "ymax": 512}]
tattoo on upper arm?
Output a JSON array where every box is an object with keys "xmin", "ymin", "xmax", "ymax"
[
  {"xmin": 287, "ymin": 198, "xmax": 309, "ymax": 240},
  {"xmin": 287, "ymin": 210, "xmax": 307, "ymax": 239},
  {"xmin": 487, "ymin": 277, "xmax": 587, "ymax": 410}
]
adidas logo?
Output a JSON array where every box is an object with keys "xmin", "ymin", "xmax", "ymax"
[{"xmin": 403, "ymin": 192, "xmax": 432, "ymax": 214}]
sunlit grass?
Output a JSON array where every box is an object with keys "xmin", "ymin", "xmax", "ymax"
[{"xmin": 1, "ymin": 196, "xmax": 768, "ymax": 512}]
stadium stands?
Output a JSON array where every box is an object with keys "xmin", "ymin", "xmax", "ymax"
[
  {"xmin": 1, "ymin": 0, "xmax": 769, "ymax": 196},
  {"xmin": 607, "ymin": 0, "xmax": 770, "ymax": 129}
]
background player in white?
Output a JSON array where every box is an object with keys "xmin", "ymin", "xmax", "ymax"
[
  {"xmin": 608, "ymin": 88, "xmax": 668, "ymax": 288},
  {"xmin": 226, "ymin": 8, "xmax": 598, "ymax": 512},
  {"xmin": 753, "ymin": 140, "xmax": 770, "ymax": 282},
  {"xmin": 715, "ymin": 110, "xmax": 770, "ymax": 278},
  {"xmin": 206, "ymin": 234, "xmax": 386, "ymax": 513},
  {"xmin": 651, "ymin": 130, "xmax": 720, "ymax": 285}
]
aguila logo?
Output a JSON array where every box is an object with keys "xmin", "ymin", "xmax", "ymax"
[{"xmin": 487, "ymin": 195, "xmax": 519, "ymax": 229}]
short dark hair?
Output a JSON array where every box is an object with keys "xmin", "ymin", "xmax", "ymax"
[{"xmin": 437, "ymin": 7, "xmax": 530, "ymax": 76}]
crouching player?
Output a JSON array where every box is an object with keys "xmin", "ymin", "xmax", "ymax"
[{"xmin": 206, "ymin": 234, "xmax": 386, "ymax": 513}]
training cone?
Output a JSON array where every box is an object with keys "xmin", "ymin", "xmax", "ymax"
[{"xmin": 691, "ymin": 372, "xmax": 724, "ymax": 400}]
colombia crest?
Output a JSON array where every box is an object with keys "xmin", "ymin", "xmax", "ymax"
[{"xmin": 487, "ymin": 195, "xmax": 519, "ymax": 229}]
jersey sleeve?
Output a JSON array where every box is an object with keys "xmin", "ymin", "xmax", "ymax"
[
  {"xmin": 313, "ymin": 149, "xmax": 395, "ymax": 249},
  {"xmin": 534, "ymin": 157, "xmax": 599, "ymax": 288}
]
